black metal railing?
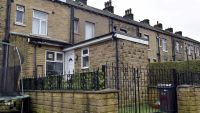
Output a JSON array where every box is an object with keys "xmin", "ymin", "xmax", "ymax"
[{"xmin": 23, "ymin": 71, "xmax": 105, "ymax": 91}]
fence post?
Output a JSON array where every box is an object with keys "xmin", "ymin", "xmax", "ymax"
[
  {"xmin": 172, "ymin": 69, "xmax": 178, "ymax": 113},
  {"xmin": 102, "ymin": 65, "xmax": 106, "ymax": 89}
]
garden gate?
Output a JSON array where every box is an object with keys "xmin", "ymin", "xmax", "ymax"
[{"xmin": 104, "ymin": 64, "xmax": 178, "ymax": 113}]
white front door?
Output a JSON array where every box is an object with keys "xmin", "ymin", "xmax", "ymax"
[{"xmin": 65, "ymin": 50, "xmax": 75, "ymax": 74}]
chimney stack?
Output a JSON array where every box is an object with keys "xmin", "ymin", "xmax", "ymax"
[
  {"xmin": 123, "ymin": 8, "xmax": 134, "ymax": 20},
  {"xmin": 103, "ymin": 0, "xmax": 114, "ymax": 13},
  {"xmin": 175, "ymin": 31, "xmax": 182, "ymax": 36},
  {"xmin": 140, "ymin": 19, "xmax": 150, "ymax": 25},
  {"xmin": 165, "ymin": 28, "xmax": 173, "ymax": 33},
  {"xmin": 154, "ymin": 21, "xmax": 163, "ymax": 29},
  {"xmin": 75, "ymin": 0, "xmax": 87, "ymax": 5}
]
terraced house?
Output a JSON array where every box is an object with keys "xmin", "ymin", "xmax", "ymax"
[{"xmin": 0, "ymin": 0, "xmax": 200, "ymax": 76}]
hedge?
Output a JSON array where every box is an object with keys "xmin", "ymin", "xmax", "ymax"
[{"xmin": 149, "ymin": 60, "xmax": 200, "ymax": 72}]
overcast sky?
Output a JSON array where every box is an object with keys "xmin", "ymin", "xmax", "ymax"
[{"xmin": 87, "ymin": 0, "xmax": 200, "ymax": 42}]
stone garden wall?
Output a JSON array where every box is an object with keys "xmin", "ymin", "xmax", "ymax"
[{"xmin": 26, "ymin": 89, "xmax": 118, "ymax": 113}]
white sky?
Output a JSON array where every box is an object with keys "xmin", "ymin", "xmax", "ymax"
[{"xmin": 87, "ymin": 0, "xmax": 200, "ymax": 42}]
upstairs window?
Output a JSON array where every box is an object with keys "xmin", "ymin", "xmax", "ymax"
[
  {"xmin": 197, "ymin": 48, "xmax": 200, "ymax": 56},
  {"xmin": 46, "ymin": 51, "xmax": 63, "ymax": 75},
  {"xmin": 16, "ymin": 5, "xmax": 25, "ymax": 24},
  {"xmin": 85, "ymin": 22, "xmax": 95, "ymax": 40},
  {"xmin": 175, "ymin": 42, "xmax": 180, "ymax": 53},
  {"xmin": 32, "ymin": 10, "xmax": 48, "ymax": 35},
  {"xmin": 162, "ymin": 38, "xmax": 167, "ymax": 52},
  {"xmin": 81, "ymin": 48, "xmax": 89, "ymax": 69},
  {"xmin": 188, "ymin": 45, "xmax": 193, "ymax": 55},
  {"xmin": 144, "ymin": 35, "xmax": 150, "ymax": 49},
  {"xmin": 74, "ymin": 19, "xmax": 79, "ymax": 33}
]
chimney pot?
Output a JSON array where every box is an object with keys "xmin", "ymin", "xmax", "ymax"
[
  {"xmin": 154, "ymin": 22, "xmax": 163, "ymax": 30},
  {"xmin": 175, "ymin": 31, "xmax": 182, "ymax": 36},
  {"xmin": 75, "ymin": 0, "xmax": 87, "ymax": 5},
  {"xmin": 140, "ymin": 19, "xmax": 150, "ymax": 25},
  {"xmin": 123, "ymin": 8, "xmax": 134, "ymax": 20},
  {"xmin": 103, "ymin": 0, "xmax": 114, "ymax": 13},
  {"xmin": 165, "ymin": 28, "xmax": 173, "ymax": 33}
]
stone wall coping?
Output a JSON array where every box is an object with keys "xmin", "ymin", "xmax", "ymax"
[
  {"xmin": 178, "ymin": 85, "xmax": 200, "ymax": 88},
  {"xmin": 25, "ymin": 88, "xmax": 118, "ymax": 94}
]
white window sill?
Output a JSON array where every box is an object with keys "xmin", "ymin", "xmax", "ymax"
[
  {"xmin": 14, "ymin": 22, "xmax": 26, "ymax": 27},
  {"xmin": 74, "ymin": 32, "xmax": 80, "ymax": 35},
  {"xmin": 81, "ymin": 66, "xmax": 89, "ymax": 70},
  {"xmin": 30, "ymin": 33, "xmax": 48, "ymax": 38},
  {"xmin": 163, "ymin": 50, "xmax": 168, "ymax": 53},
  {"xmin": 147, "ymin": 49, "xmax": 151, "ymax": 51}
]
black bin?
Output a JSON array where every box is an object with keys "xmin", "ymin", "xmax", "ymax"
[{"xmin": 157, "ymin": 84, "xmax": 177, "ymax": 113}]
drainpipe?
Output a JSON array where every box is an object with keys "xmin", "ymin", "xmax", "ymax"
[
  {"xmin": 70, "ymin": 6, "xmax": 74, "ymax": 44},
  {"xmin": 156, "ymin": 33, "xmax": 161, "ymax": 62},
  {"xmin": 1, "ymin": 0, "xmax": 12, "ymax": 95},
  {"xmin": 172, "ymin": 37, "xmax": 176, "ymax": 61},
  {"xmin": 33, "ymin": 45, "xmax": 37, "ymax": 77},
  {"xmin": 113, "ymin": 32, "xmax": 119, "ymax": 90}
]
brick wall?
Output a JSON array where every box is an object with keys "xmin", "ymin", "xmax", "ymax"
[
  {"xmin": 10, "ymin": 0, "xmax": 71, "ymax": 42},
  {"xmin": 74, "ymin": 38, "xmax": 148, "ymax": 71},
  {"xmin": 10, "ymin": 35, "xmax": 63, "ymax": 76},
  {"xmin": 0, "ymin": 0, "xmax": 6, "ymax": 40},
  {"xmin": 74, "ymin": 9, "xmax": 110, "ymax": 43},
  {"xmin": 26, "ymin": 90, "xmax": 118, "ymax": 113},
  {"xmin": 177, "ymin": 85, "xmax": 200, "ymax": 113}
]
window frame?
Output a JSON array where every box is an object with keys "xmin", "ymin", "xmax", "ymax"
[
  {"xmin": 144, "ymin": 34, "xmax": 150, "ymax": 49},
  {"xmin": 45, "ymin": 51, "xmax": 64, "ymax": 76},
  {"xmin": 175, "ymin": 41, "xmax": 180, "ymax": 53},
  {"xmin": 32, "ymin": 10, "xmax": 48, "ymax": 36},
  {"xmin": 15, "ymin": 5, "xmax": 25, "ymax": 24},
  {"xmin": 74, "ymin": 18, "xmax": 79, "ymax": 33},
  {"xmin": 162, "ymin": 38, "xmax": 168, "ymax": 52},
  {"xmin": 85, "ymin": 21, "xmax": 95, "ymax": 40},
  {"xmin": 81, "ymin": 48, "xmax": 89, "ymax": 69}
]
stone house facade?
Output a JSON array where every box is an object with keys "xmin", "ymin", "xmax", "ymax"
[{"xmin": 0, "ymin": 0, "xmax": 200, "ymax": 76}]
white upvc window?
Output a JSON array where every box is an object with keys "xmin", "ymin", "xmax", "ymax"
[
  {"xmin": 46, "ymin": 51, "xmax": 64, "ymax": 76},
  {"xmin": 175, "ymin": 41, "xmax": 180, "ymax": 53},
  {"xmin": 188, "ymin": 45, "xmax": 192, "ymax": 55},
  {"xmin": 144, "ymin": 35, "xmax": 150, "ymax": 49},
  {"xmin": 162, "ymin": 38, "xmax": 167, "ymax": 52},
  {"xmin": 32, "ymin": 10, "xmax": 48, "ymax": 35},
  {"xmin": 81, "ymin": 48, "xmax": 89, "ymax": 69},
  {"xmin": 85, "ymin": 22, "xmax": 95, "ymax": 40},
  {"xmin": 16, "ymin": 5, "xmax": 25, "ymax": 24},
  {"xmin": 198, "ymin": 48, "xmax": 200, "ymax": 56},
  {"xmin": 74, "ymin": 19, "xmax": 79, "ymax": 33}
]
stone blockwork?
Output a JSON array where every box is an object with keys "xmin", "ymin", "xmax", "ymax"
[
  {"xmin": 74, "ymin": 9, "xmax": 110, "ymax": 43},
  {"xmin": 74, "ymin": 38, "xmax": 148, "ymax": 71},
  {"xmin": 10, "ymin": 35, "xmax": 63, "ymax": 76},
  {"xmin": 177, "ymin": 85, "xmax": 200, "ymax": 113},
  {"xmin": 10, "ymin": 0, "xmax": 71, "ymax": 42},
  {"xmin": 0, "ymin": 0, "xmax": 6, "ymax": 39},
  {"xmin": 26, "ymin": 90, "xmax": 118, "ymax": 113},
  {"xmin": 118, "ymin": 39, "xmax": 148, "ymax": 68}
]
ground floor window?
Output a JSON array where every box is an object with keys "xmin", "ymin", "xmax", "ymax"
[
  {"xmin": 81, "ymin": 48, "xmax": 89, "ymax": 69},
  {"xmin": 46, "ymin": 51, "xmax": 63, "ymax": 75}
]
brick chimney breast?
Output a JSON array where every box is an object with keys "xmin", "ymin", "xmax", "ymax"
[
  {"xmin": 175, "ymin": 31, "xmax": 182, "ymax": 36},
  {"xmin": 165, "ymin": 28, "xmax": 173, "ymax": 33},
  {"xmin": 140, "ymin": 19, "xmax": 150, "ymax": 25},
  {"xmin": 75, "ymin": 0, "xmax": 87, "ymax": 5},
  {"xmin": 103, "ymin": 0, "xmax": 114, "ymax": 13},
  {"xmin": 154, "ymin": 22, "xmax": 163, "ymax": 30},
  {"xmin": 123, "ymin": 8, "xmax": 134, "ymax": 20}
]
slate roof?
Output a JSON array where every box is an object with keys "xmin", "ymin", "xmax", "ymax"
[{"xmin": 50, "ymin": 0, "xmax": 200, "ymax": 44}]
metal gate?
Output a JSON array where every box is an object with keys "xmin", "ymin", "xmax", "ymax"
[{"xmin": 104, "ymin": 64, "xmax": 178, "ymax": 113}]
